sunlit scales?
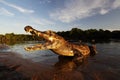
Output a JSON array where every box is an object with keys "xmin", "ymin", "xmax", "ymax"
[{"xmin": 49, "ymin": 37, "xmax": 54, "ymax": 41}]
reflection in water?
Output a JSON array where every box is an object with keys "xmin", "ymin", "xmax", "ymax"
[
  {"xmin": 52, "ymin": 56, "xmax": 89, "ymax": 80},
  {"xmin": 31, "ymin": 56, "xmax": 89, "ymax": 80},
  {"xmin": 54, "ymin": 56, "xmax": 84, "ymax": 72}
]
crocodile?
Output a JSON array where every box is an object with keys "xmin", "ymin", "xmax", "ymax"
[{"xmin": 24, "ymin": 26, "xmax": 97, "ymax": 58}]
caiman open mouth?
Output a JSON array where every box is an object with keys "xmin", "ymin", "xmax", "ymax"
[{"xmin": 24, "ymin": 25, "xmax": 54, "ymax": 51}]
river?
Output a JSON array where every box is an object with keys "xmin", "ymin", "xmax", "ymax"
[{"xmin": 0, "ymin": 41, "xmax": 120, "ymax": 80}]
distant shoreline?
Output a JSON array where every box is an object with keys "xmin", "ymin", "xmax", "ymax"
[{"xmin": 0, "ymin": 28, "xmax": 120, "ymax": 44}]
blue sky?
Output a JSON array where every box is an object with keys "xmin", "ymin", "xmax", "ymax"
[{"xmin": 0, "ymin": 0, "xmax": 120, "ymax": 34}]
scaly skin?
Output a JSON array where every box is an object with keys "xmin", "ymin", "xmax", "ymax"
[{"xmin": 24, "ymin": 26, "xmax": 97, "ymax": 57}]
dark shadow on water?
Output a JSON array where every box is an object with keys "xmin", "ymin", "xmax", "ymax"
[
  {"xmin": 51, "ymin": 53, "xmax": 120, "ymax": 80},
  {"xmin": 54, "ymin": 52, "xmax": 96, "ymax": 72},
  {"xmin": 0, "ymin": 63, "xmax": 29, "ymax": 80},
  {"xmin": 54, "ymin": 55, "xmax": 90, "ymax": 72}
]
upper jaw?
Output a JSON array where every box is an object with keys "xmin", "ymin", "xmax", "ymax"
[{"xmin": 24, "ymin": 26, "xmax": 36, "ymax": 35}]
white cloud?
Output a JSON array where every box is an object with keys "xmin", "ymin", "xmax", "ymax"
[
  {"xmin": 31, "ymin": 18, "xmax": 55, "ymax": 26},
  {"xmin": 113, "ymin": 0, "xmax": 120, "ymax": 9},
  {"xmin": 0, "ymin": 7, "xmax": 14, "ymax": 16},
  {"xmin": 100, "ymin": 9, "xmax": 109, "ymax": 15},
  {"xmin": 0, "ymin": 0, "xmax": 34, "ymax": 14},
  {"xmin": 50, "ymin": 0, "xmax": 120, "ymax": 23},
  {"xmin": 39, "ymin": 0, "xmax": 51, "ymax": 4}
]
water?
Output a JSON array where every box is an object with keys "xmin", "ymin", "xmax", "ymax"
[
  {"xmin": 5, "ymin": 41, "xmax": 58, "ymax": 63},
  {"xmin": 6, "ymin": 41, "xmax": 120, "ymax": 67},
  {"xmin": 0, "ymin": 41, "xmax": 120, "ymax": 80}
]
